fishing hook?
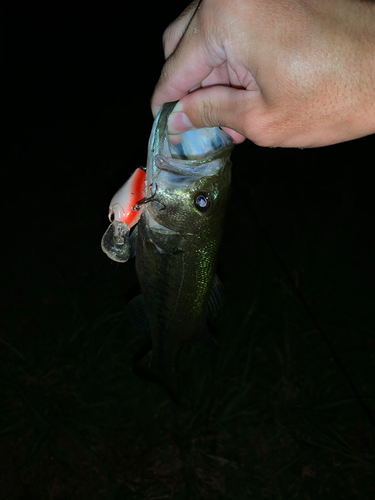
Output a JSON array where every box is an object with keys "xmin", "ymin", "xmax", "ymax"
[{"xmin": 133, "ymin": 183, "xmax": 166, "ymax": 211}]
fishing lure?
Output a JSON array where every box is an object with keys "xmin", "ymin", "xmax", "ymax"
[{"xmin": 101, "ymin": 166, "xmax": 146, "ymax": 263}]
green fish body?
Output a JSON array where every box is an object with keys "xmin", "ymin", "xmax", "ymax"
[{"xmin": 131, "ymin": 102, "xmax": 234, "ymax": 402}]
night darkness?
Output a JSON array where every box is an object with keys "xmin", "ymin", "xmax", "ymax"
[{"xmin": 2, "ymin": 2, "xmax": 375, "ymax": 498}]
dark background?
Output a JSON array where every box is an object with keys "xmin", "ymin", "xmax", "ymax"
[{"xmin": 2, "ymin": 2, "xmax": 375, "ymax": 499}]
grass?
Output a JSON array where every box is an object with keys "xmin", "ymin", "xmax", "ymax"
[{"xmin": 2, "ymin": 129, "xmax": 375, "ymax": 499}]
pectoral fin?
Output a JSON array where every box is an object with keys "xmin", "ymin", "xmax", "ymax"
[
  {"xmin": 125, "ymin": 293, "xmax": 150, "ymax": 332},
  {"xmin": 206, "ymin": 274, "xmax": 224, "ymax": 317},
  {"xmin": 193, "ymin": 274, "xmax": 224, "ymax": 347}
]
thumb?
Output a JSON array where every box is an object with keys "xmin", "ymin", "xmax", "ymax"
[{"xmin": 167, "ymin": 86, "xmax": 258, "ymax": 145}]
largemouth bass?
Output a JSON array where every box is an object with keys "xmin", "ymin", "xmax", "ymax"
[{"xmin": 129, "ymin": 101, "xmax": 234, "ymax": 403}]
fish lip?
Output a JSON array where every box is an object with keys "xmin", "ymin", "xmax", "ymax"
[
  {"xmin": 155, "ymin": 155, "xmax": 195, "ymax": 176},
  {"xmin": 155, "ymin": 145, "xmax": 235, "ymax": 173},
  {"xmin": 154, "ymin": 153, "xmax": 233, "ymax": 185}
]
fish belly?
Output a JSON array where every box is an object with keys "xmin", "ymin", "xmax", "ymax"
[{"xmin": 134, "ymin": 220, "xmax": 217, "ymax": 400}]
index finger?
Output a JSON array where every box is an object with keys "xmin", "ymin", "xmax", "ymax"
[
  {"xmin": 151, "ymin": 19, "xmax": 226, "ymax": 117},
  {"xmin": 163, "ymin": 0, "xmax": 201, "ymax": 59}
]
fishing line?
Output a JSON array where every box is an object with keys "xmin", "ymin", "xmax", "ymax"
[{"xmin": 249, "ymin": 194, "xmax": 375, "ymax": 429}]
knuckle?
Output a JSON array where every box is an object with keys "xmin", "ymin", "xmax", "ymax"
[{"xmin": 200, "ymin": 99, "xmax": 218, "ymax": 127}]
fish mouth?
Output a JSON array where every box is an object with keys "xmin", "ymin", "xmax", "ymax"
[
  {"xmin": 168, "ymin": 125, "xmax": 233, "ymax": 160},
  {"xmin": 147, "ymin": 102, "xmax": 234, "ymax": 193},
  {"xmin": 152, "ymin": 101, "xmax": 233, "ymax": 161}
]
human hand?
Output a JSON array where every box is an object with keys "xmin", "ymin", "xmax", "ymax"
[{"xmin": 151, "ymin": 0, "xmax": 375, "ymax": 148}]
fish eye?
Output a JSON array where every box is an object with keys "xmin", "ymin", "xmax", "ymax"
[{"xmin": 194, "ymin": 192, "xmax": 212, "ymax": 212}]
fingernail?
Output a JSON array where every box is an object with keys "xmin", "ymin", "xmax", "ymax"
[{"xmin": 168, "ymin": 111, "xmax": 194, "ymax": 135}]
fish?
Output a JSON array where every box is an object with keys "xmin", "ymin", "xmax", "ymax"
[
  {"xmin": 101, "ymin": 166, "xmax": 146, "ymax": 263},
  {"xmin": 127, "ymin": 101, "xmax": 234, "ymax": 403}
]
